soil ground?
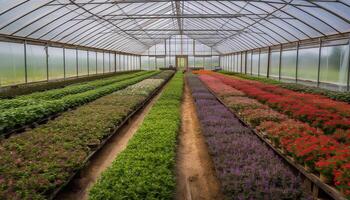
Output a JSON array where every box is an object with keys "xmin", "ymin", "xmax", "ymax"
[{"xmin": 175, "ymin": 80, "xmax": 224, "ymax": 200}]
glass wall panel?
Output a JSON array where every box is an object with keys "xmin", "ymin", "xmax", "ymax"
[
  {"xmin": 111, "ymin": 53, "xmax": 116, "ymax": 72},
  {"xmin": 260, "ymin": 52, "xmax": 268, "ymax": 77},
  {"xmin": 116, "ymin": 54, "xmax": 120, "ymax": 71},
  {"xmin": 149, "ymin": 56, "xmax": 155, "ymax": 70},
  {"xmin": 48, "ymin": 47, "xmax": 64, "ymax": 80},
  {"xmin": 241, "ymin": 53, "xmax": 246, "ymax": 73},
  {"xmin": 212, "ymin": 56, "xmax": 219, "ymax": 68},
  {"xmin": 65, "ymin": 48, "xmax": 77, "ymax": 78},
  {"xmin": 0, "ymin": 42, "xmax": 25, "ymax": 86},
  {"xmin": 195, "ymin": 57, "xmax": 204, "ymax": 68},
  {"xmin": 156, "ymin": 57, "xmax": 165, "ymax": 69},
  {"xmin": 252, "ymin": 53, "xmax": 259, "ymax": 75},
  {"xmin": 141, "ymin": 56, "xmax": 149, "ymax": 70},
  {"xmin": 189, "ymin": 56, "xmax": 195, "ymax": 68},
  {"xmin": 297, "ymin": 47, "xmax": 319, "ymax": 82},
  {"xmin": 270, "ymin": 51, "xmax": 280, "ymax": 78},
  {"xmin": 281, "ymin": 50, "xmax": 297, "ymax": 80},
  {"xmin": 320, "ymin": 45, "xmax": 349, "ymax": 86},
  {"xmin": 88, "ymin": 51, "xmax": 97, "ymax": 75},
  {"xmin": 104, "ymin": 52, "xmax": 110, "ymax": 73},
  {"xmin": 27, "ymin": 44, "xmax": 47, "ymax": 82},
  {"xmin": 78, "ymin": 50, "xmax": 88, "ymax": 76},
  {"xmin": 247, "ymin": 52, "xmax": 252, "ymax": 74},
  {"xmin": 204, "ymin": 57, "xmax": 212, "ymax": 70},
  {"xmin": 97, "ymin": 52, "xmax": 103, "ymax": 74}
]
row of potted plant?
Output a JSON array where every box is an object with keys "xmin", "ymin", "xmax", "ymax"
[
  {"xmin": 0, "ymin": 71, "xmax": 159, "ymax": 135},
  {"xmin": 198, "ymin": 73, "xmax": 350, "ymax": 198},
  {"xmin": 0, "ymin": 71, "xmax": 173, "ymax": 199},
  {"xmin": 205, "ymin": 71, "xmax": 350, "ymax": 135},
  {"xmin": 187, "ymin": 74, "xmax": 309, "ymax": 199},
  {"xmin": 219, "ymin": 70, "xmax": 350, "ymax": 103},
  {"xmin": 0, "ymin": 71, "xmax": 150, "ymax": 110},
  {"xmin": 89, "ymin": 72, "xmax": 183, "ymax": 200}
]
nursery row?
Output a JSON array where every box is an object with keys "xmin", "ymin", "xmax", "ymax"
[
  {"xmin": 198, "ymin": 73, "xmax": 350, "ymax": 198},
  {"xmin": 0, "ymin": 71, "xmax": 149, "ymax": 110},
  {"xmin": 0, "ymin": 71, "xmax": 159, "ymax": 136},
  {"xmin": 187, "ymin": 74, "xmax": 309, "ymax": 199},
  {"xmin": 0, "ymin": 71, "xmax": 173, "ymax": 200},
  {"xmin": 219, "ymin": 71, "xmax": 350, "ymax": 103},
  {"xmin": 89, "ymin": 72, "xmax": 183, "ymax": 200},
  {"xmin": 201, "ymin": 71, "xmax": 350, "ymax": 135}
]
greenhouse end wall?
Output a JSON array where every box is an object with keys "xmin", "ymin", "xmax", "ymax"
[
  {"xmin": 220, "ymin": 39, "xmax": 350, "ymax": 91},
  {"xmin": 0, "ymin": 41, "xmax": 141, "ymax": 87}
]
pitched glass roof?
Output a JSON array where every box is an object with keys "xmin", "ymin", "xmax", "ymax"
[{"xmin": 0, "ymin": 0, "xmax": 349, "ymax": 54}]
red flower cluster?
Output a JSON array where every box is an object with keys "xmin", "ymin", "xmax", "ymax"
[
  {"xmin": 201, "ymin": 72, "xmax": 350, "ymax": 134},
  {"xmin": 199, "ymin": 75, "xmax": 245, "ymax": 97}
]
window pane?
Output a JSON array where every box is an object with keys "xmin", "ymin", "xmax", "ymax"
[
  {"xmin": 78, "ymin": 50, "xmax": 88, "ymax": 76},
  {"xmin": 270, "ymin": 51, "xmax": 280, "ymax": 78},
  {"xmin": 320, "ymin": 44, "xmax": 349, "ymax": 88},
  {"xmin": 252, "ymin": 52, "xmax": 259, "ymax": 76},
  {"xmin": 27, "ymin": 44, "xmax": 47, "ymax": 82},
  {"xmin": 281, "ymin": 50, "xmax": 297, "ymax": 81},
  {"xmin": 0, "ymin": 42, "xmax": 25, "ymax": 86},
  {"xmin": 260, "ymin": 52, "xmax": 268, "ymax": 76},
  {"xmin": 104, "ymin": 52, "xmax": 110, "ymax": 73},
  {"xmin": 48, "ymin": 47, "xmax": 64, "ymax": 80},
  {"xmin": 97, "ymin": 52, "xmax": 103, "ymax": 74},
  {"xmin": 65, "ymin": 49, "xmax": 77, "ymax": 78},
  {"xmin": 247, "ymin": 52, "xmax": 252, "ymax": 74},
  {"xmin": 88, "ymin": 51, "xmax": 97, "ymax": 75},
  {"xmin": 141, "ymin": 56, "xmax": 149, "ymax": 70},
  {"xmin": 297, "ymin": 47, "xmax": 319, "ymax": 83}
]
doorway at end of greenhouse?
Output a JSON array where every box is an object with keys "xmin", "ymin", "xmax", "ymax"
[{"xmin": 176, "ymin": 55, "xmax": 188, "ymax": 72}]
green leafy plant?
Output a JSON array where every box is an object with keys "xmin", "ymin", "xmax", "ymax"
[{"xmin": 89, "ymin": 72, "xmax": 183, "ymax": 200}]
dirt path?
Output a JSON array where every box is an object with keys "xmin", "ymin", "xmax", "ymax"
[
  {"xmin": 176, "ymin": 81, "xmax": 224, "ymax": 200},
  {"xmin": 55, "ymin": 88, "xmax": 165, "ymax": 200}
]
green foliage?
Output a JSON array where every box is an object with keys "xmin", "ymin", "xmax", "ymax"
[
  {"xmin": 219, "ymin": 70, "xmax": 350, "ymax": 103},
  {"xmin": 0, "ymin": 71, "xmax": 160, "ymax": 135},
  {"xmin": 0, "ymin": 71, "xmax": 140, "ymax": 99},
  {"xmin": 89, "ymin": 72, "xmax": 183, "ymax": 200},
  {"xmin": 0, "ymin": 71, "xmax": 174, "ymax": 199}
]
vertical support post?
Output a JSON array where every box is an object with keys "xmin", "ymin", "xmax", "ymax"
[
  {"xmin": 219, "ymin": 55, "xmax": 221, "ymax": 68},
  {"xmin": 164, "ymin": 39, "xmax": 167, "ymax": 68},
  {"xmin": 258, "ymin": 48, "xmax": 261, "ymax": 76},
  {"xmin": 139, "ymin": 56, "xmax": 141, "ymax": 70},
  {"xmin": 114, "ymin": 52, "xmax": 117, "ymax": 72},
  {"xmin": 347, "ymin": 40, "xmax": 350, "ymax": 91},
  {"xmin": 279, "ymin": 45, "xmax": 282, "ymax": 81},
  {"xmin": 245, "ymin": 51, "xmax": 247, "ymax": 74},
  {"xmin": 240, "ymin": 52, "xmax": 243, "ymax": 73},
  {"xmin": 24, "ymin": 40, "xmax": 28, "ymax": 83},
  {"xmin": 317, "ymin": 38, "xmax": 322, "ymax": 87},
  {"xmin": 87, "ymin": 51, "xmax": 90, "ymax": 76},
  {"xmin": 76, "ymin": 48, "xmax": 78, "ymax": 77},
  {"xmin": 46, "ymin": 44, "xmax": 49, "ymax": 82},
  {"xmin": 109, "ymin": 52, "xmax": 111, "ymax": 73},
  {"xmin": 102, "ymin": 51, "xmax": 105, "ymax": 74},
  {"xmin": 95, "ymin": 51, "xmax": 98, "ymax": 74},
  {"xmin": 295, "ymin": 42, "xmax": 299, "ymax": 83},
  {"xmin": 250, "ymin": 50, "xmax": 253, "ymax": 75},
  {"xmin": 63, "ymin": 47, "xmax": 66, "ymax": 79},
  {"xmin": 267, "ymin": 46, "xmax": 271, "ymax": 78}
]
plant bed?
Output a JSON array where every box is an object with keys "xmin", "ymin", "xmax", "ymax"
[
  {"xmin": 197, "ymin": 72, "xmax": 349, "ymax": 200},
  {"xmin": 89, "ymin": 72, "xmax": 183, "ymax": 200},
  {"xmin": 0, "ymin": 71, "xmax": 141, "ymax": 99},
  {"xmin": 0, "ymin": 70, "xmax": 174, "ymax": 200},
  {"xmin": 187, "ymin": 74, "xmax": 310, "ymax": 200},
  {"xmin": 0, "ymin": 71, "xmax": 159, "ymax": 138}
]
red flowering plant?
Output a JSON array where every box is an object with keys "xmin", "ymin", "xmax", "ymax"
[
  {"xmin": 334, "ymin": 162, "xmax": 350, "ymax": 197},
  {"xmin": 315, "ymin": 146, "xmax": 350, "ymax": 183},
  {"xmin": 332, "ymin": 129, "xmax": 350, "ymax": 144},
  {"xmin": 240, "ymin": 108, "xmax": 287, "ymax": 127},
  {"xmin": 291, "ymin": 135, "xmax": 339, "ymax": 170},
  {"xmin": 221, "ymin": 96, "xmax": 267, "ymax": 112},
  {"xmin": 198, "ymin": 75, "xmax": 245, "ymax": 97}
]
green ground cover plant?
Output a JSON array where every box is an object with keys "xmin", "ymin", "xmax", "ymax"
[
  {"xmin": 0, "ymin": 70, "xmax": 173, "ymax": 199},
  {"xmin": 89, "ymin": 72, "xmax": 183, "ymax": 200},
  {"xmin": 0, "ymin": 71, "xmax": 159, "ymax": 135}
]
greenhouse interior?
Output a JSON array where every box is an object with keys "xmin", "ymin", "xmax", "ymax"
[{"xmin": 0, "ymin": 0, "xmax": 350, "ymax": 200}]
